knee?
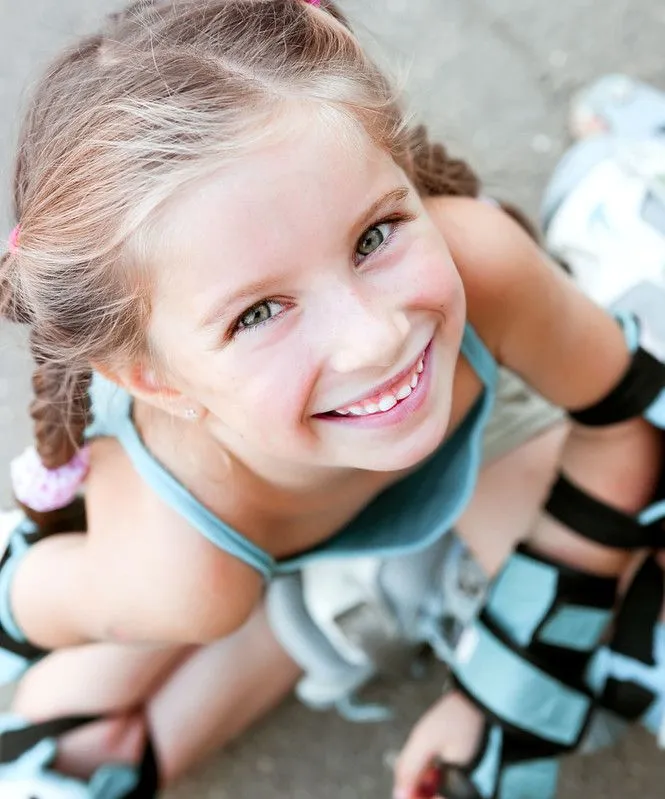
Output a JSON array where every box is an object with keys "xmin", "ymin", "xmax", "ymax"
[{"xmin": 54, "ymin": 712, "xmax": 149, "ymax": 780}]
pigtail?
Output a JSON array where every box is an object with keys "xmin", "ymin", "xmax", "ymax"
[
  {"xmin": 29, "ymin": 331, "xmax": 92, "ymax": 470},
  {"xmin": 18, "ymin": 332, "xmax": 91, "ymax": 532},
  {"xmin": 2, "ymin": 244, "xmax": 90, "ymax": 532},
  {"xmin": 405, "ymin": 124, "xmax": 539, "ymax": 240},
  {"xmin": 406, "ymin": 125, "xmax": 480, "ymax": 199}
]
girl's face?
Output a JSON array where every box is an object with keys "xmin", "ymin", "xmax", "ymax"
[{"xmin": 148, "ymin": 114, "xmax": 466, "ymax": 481}]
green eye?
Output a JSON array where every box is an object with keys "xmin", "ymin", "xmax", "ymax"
[
  {"xmin": 236, "ymin": 300, "xmax": 282, "ymax": 332},
  {"xmin": 356, "ymin": 222, "xmax": 391, "ymax": 258}
]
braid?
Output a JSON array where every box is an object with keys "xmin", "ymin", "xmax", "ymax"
[
  {"xmin": 19, "ymin": 331, "xmax": 92, "ymax": 530},
  {"xmin": 406, "ymin": 125, "xmax": 480, "ymax": 199},
  {"xmin": 29, "ymin": 330, "xmax": 92, "ymax": 471},
  {"xmin": 405, "ymin": 125, "xmax": 539, "ymax": 240},
  {"xmin": 2, "ymin": 263, "xmax": 90, "ymax": 530}
]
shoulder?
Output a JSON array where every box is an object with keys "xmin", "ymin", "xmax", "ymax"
[
  {"xmin": 424, "ymin": 196, "xmax": 631, "ymax": 410},
  {"xmin": 423, "ymin": 195, "xmax": 547, "ymax": 359},
  {"xmin": 84, "ymin": 437, "xmax": 262, "ymax": 642}
]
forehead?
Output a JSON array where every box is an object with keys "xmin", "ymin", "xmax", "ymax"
[{"xmin": 153, "ymin": 111, "xmax": 405, "ymax": 268}]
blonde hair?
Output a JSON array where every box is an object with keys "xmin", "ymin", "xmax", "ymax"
[{"xmin": 0, "ymin": 0, "xmax": 480, "ymax": 525}]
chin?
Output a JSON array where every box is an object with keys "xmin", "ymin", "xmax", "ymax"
[
  {"xmin": 399, "ymin": 419, "xmax": 451, "ymax": 469},
  {"xmin": 354, "ymin": 410, "xmax": 452, "ymax": 473}
]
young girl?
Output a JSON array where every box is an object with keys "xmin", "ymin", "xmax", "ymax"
[{"xmin": 1, "ymin": 2, "xmax": 664, "ymax": 797}]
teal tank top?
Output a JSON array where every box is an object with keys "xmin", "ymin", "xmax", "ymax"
[{"xmin": 85, "ymin": 324, "xmax": 498, "ymax": 579}]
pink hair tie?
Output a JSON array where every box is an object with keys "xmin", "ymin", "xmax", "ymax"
[
  {"xmin": 304, "ymin": 0, "xmax": 321, "ymax": 5},
  {"xmin": 10, "ymin": 445, "xmax": 91, "ymax": 513},
  {"xmin": 8, "ymin": 225, "xmax": 20, "ymax": 253}
]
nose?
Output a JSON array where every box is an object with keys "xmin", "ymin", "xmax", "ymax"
[{"xmin": 328, "ymin": 290, "xmax": 411, "ymax": 374}]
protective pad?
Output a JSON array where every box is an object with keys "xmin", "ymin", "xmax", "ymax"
[
  {"xmin": 570, "ymin": 343, "xmax": 665, "ymax": 426},
  {"xmin": 570, "ymin": 312, "xmax": 665, "ymax": 428},
  {"xmin": 0, "ymin": 514, "xmax": 49, "ymax": 683},
  {"xmin": 439, "ymin": 725, "xmax": 561, "ymax": 799},
  {"xmin": 450, "ymin": 546, "xmax": 617, "ymax": 753},
  {"xmin": 587, "ymin": 556, "xmax": 665, "ymax": 732},
  {"xmin": 0, "ymin": 713, "xmax": 151, "ymax": 799},
  {"xmin": 545, "ymin": 473, "xmax": 665, "ymax": 550}
]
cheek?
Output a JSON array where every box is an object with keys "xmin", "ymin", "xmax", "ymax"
[
  {"xmin": 403, "ymin": 235, "xmax": 464, "ymax": 311},
  {"xmin": 219, "ymin": 353, "xmax": 315, "ymax": 429}
]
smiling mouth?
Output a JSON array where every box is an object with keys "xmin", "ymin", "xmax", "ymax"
[{"xmin": 322, "ymin": 350, "xmax": 427, "ymax": 418}]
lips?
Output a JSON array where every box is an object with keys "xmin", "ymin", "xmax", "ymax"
[{"xmin": 321, "ymin": 346, "xmax": 428, "ymax": 419}]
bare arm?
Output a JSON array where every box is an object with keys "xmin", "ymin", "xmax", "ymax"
[
  {"xmin": 440, "ymin": 197, "xmax": 663, "ymax": 574},
  {"xmin": 11, "ymin": 438, "xmax": 263, "ymax": 649},
  {"xmin": 395, "ymin": 198, "xmax": 664, "ymax": 798}
]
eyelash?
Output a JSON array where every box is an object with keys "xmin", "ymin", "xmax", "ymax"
[
  {"xmin": 353, "ymin": 213, "xmax": 410, "ymax": 265},
  {"xmin": 231, "ymin": 299, "xmax": 289, "ymax": 338},
  {"xmin": 230, "ymin": 213, "xmax": 412, "ymax": 338}
]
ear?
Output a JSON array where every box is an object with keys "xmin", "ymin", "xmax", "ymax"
[{"xmin": 94, "ymin": 361, "xmax": 206, "ymax": 421}]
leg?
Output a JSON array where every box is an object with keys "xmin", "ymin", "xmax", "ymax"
[
  {"xmin": 11, "ymin": 641, "xmax": 189, "ymax": 779},
  {"xmin": 457, "ymin": 367, "xmax": 568, "ymax": 576},
  {"xmin": 148, "ymin": 603, "xmax": 301, "ymax": 785},
  {"xmin": 400, "ymin": 395, "xmax": 664, "ymax": 797},
  {"xmin": 9, "ymin": 603, "xmax": 300, "ymax": 787},
  {"xmin": 397, "ymin": 423, "xmax": 573, "ymax": 797},
  {"xmin": 456, "ymin": 421, "xmax": 569, "ymax": 575},
  {"xmin": 586, "ymin": 553, "xmax": 665, "ymax": 745}
]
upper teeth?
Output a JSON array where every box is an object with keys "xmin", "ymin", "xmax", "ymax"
[{"xmin": 334, "ymin": 357, "xmax": 424, "ymax": 417}]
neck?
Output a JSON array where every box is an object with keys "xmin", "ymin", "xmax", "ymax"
[
  {"xmin": 212, "ymin": 439, "xmax": 379, "ymax": 520},
  {"xmin": 137, "ymin": 401, "xmax": 384, "ymax": 520}
]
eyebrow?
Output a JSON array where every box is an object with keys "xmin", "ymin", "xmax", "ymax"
[
  {"xmin": 200, "ymin": 185, "xmax": 411, "ymax": 331},
  {"xmin": 354, "ymin": 186, "xmax": 411, "ymax": 234}
]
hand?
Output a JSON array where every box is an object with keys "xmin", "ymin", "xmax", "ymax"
[{"xmin": 393, "ymin": 690, "xmax": 484, "ymax": 799}]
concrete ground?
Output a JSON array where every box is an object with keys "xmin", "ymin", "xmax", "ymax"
[{"xmin": 1, "ymin": 1, "xmax": 665, "ymax": 796}]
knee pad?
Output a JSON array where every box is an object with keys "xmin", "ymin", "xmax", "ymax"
[
  {"xmin": 0, "ymin": 500, "xmax": 87, "ymax": 684},
  {"xmin": 544, "ymin": 313, "xmax": 665, "ymax": 552},
  {"xmin": 587, "ymin": 555, "xmax": 665, "ymax": 744},
  {"xmin": 439, "ymin": 545, "xmax": 619, "ymax": 799},
  {"xmin": 0, "ymin": 511, "xmax": 51, "ymax": 683},
  {"xmin": 0, "ymin": 713, "xmax": 158, "ymax": 799},
  {"xmin": 569, "ymin": 312, "xmax": 665, "ymax": 431}
]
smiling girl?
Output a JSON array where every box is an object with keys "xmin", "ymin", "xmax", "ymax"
[{"xmin": 1, "ymin": 2, "xmax": 664, "ymax": 798}]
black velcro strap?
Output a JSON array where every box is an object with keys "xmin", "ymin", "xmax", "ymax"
[
  {"xmin": 0, "ymin": 626, "xmax": 46, "ymax": 661},
  {"xmin": 0, "ymin": 547, "xmax": 49, "ymax": 661},
  {"xmin": 601, "ymin": 678, "xmax": 656, "ymax": 722},
  {"xmin": 611, "ymin": 556, "xmax": 664, "ymax": 663},
  {"xmin": 517, "ymin": 544, "xmax": 618, "ymax": 609},
  {"xmin": 0, "ymin": 715, "xmax": 101, "ymax": 763},
  {"xmin": 545, "ymin": 474, "xmax": 658, "ymax": 550},
  {"xmin": 479, "ymin": 608, "xmax": 595, "ymax": 701},
  {"xmin": 453, "ymin": 613, "xmax": 593, "ymax": 754},
  {"xmin": 436, "ymin": 723, "xmax": 565, "ymax": 799},
  {"xmin": 126, "ymin": 735, "xmax": 160, "ymax": 798},
  {"xmin": 599, "ymin": 557, "xmax": 664, "ymax": 720},
  {"xmin": 518, "ymin": 545, "xmax": 618, "ymax": 680},
  {"xmin": 570, "ymin": 346, "xmax": 665, "ymax": 427}
]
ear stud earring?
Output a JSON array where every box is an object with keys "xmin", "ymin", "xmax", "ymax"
[{"xmin": 184, "ymin": 408, "xmax": 199, "ymax": 421}]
